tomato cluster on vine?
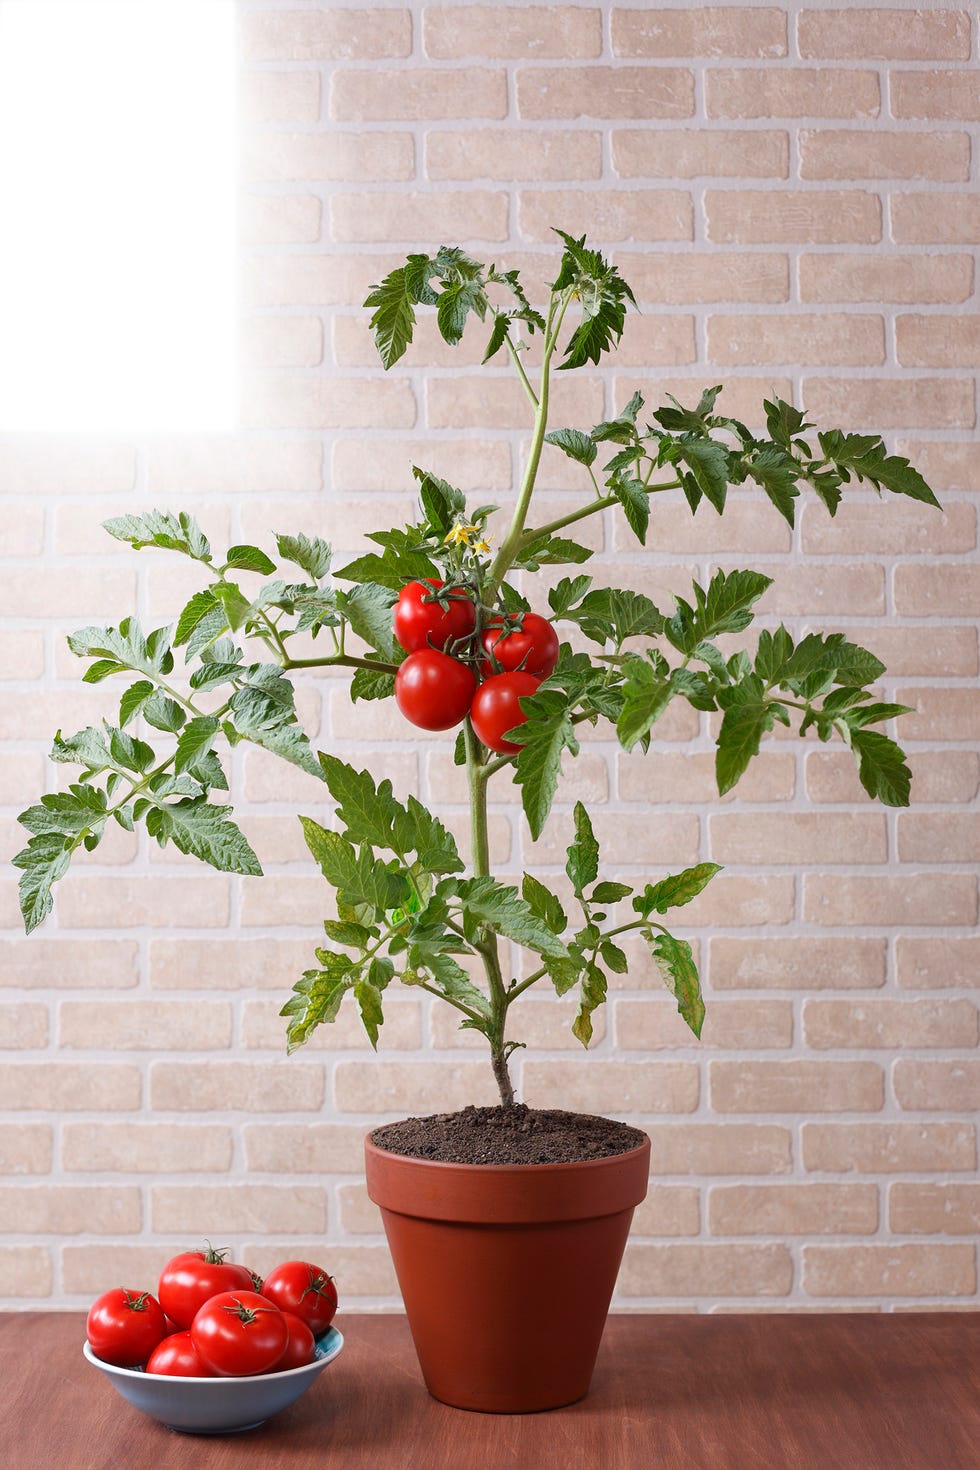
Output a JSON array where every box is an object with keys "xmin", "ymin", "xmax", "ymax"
[
  {"xmin": 85, "ymin": 1246, "xmax": 338, "ymax": 1377},
  {"xmin": 392, "ymin": 580, "xmax": 560, "ymax": 754}
]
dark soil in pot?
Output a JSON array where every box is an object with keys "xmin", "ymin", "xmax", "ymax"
[{"xmin": 371, "ymin": 1103, "xmax": 646, "ymax": 1165}]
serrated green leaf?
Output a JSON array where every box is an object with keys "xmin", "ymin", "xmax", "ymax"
[
  {"xmin": 677, "ymin": 437, "xmax": 730, "ymax": 514},
  {"xmin": 716, "ymin": 694, "xmax": 774, "ymax": 795},
  {"xmin": 748, "ymin": 445, "xmax": 802, "ymax": 526},
  {"xmin": 592, "ymin": 881, "xmax": 632, "ymax": 904},
  {"xmin": 14, "ymin": 833, "xmax": 74, "ymax": 933},
  {"xmin": 119, "ymin": 680, "xmax": 155, "ymax": 728},
  {"xmin": 611, "ymin": 476, "xmax": 650, "ymax": 544},
  {"xmin": 144, "ymin": 799, "xmax": 262, "ymax": 875},
  {"xmin": 102, "ymin": 509, "xmax": 211, "ymax": 562},
  {"xmin": 544, "ymin": 427, "xmax": 597, "ymax": 467},
  {"xmin": 174, "ymin": 715, "xmax": 220, "ymax": 775},
  {"xmin": 522, "ymin": 873, "xmax": 568, "ymax": 936},
  {"xmin": 616, "ymin": 656, "xmax": 674, "ymax": 751},
  {"xmin": 455, "ymin": 876, "xmax": 569, "ymax": 960},
  {"xmin": 336, "ymin": 581, "xmax": 398, "ymax": 662},
  {"xmin": 633, "ymin": 863, "xmax": 722, "ymax": 919},
  {"xmin": 647, "ymin": 930, "xmax": 704, "ymax": 1039},
  {"xmin": 108, "ymin": 727, "xmax": 155, "ymax": 773},
  {"xmin": 849, "ymin": 727, "xmax": 912, "ymax": 807},
  {"xmin": 364, "ymin": 263, "xmax": 420, "ymax": 369},
  {"xmin": 18, "ymin": 784, "xmax": 108, "ymax": 838},
  {"xmin": 224, "ymin": 544, "xmax": 277, "ymax": 576},
  {"xmin": 353, "ymin": 978, "xmax": 385, "ymax": 1049},
  {"xmin": 572, "ymin": 961, "xmax": 607, "ymax": 1046},
  {"xmin": 142, "ymin": 690, "xmax": 185, "ymax": 734},
  {"xmin": 666, "ymin": 568, "xmax": 772, "ymax": 656},
  {"xmin": 275, "ymin": 531, "xmax": 332, "ymax": 582},
  {"xmin": 566, "ymin": 801, "xmax": 599, "ymax": 896},
  {"xmin": 350, "ymin": 667, "xmax": 396, "ymax": 703}
]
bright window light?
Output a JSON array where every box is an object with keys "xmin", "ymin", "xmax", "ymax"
[{"xmin": 0, "ymin": 0, "xmax": 239, "ymax": 434}]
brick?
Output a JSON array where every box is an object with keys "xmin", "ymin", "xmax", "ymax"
[
  {"xmin": 710, "ymin": 811, "xmax": 887, "ymax": 867},
  {"xmin": 0, "ymin": 437, "xmax": 135, "ymax": 495},
  {"xmin": 896, "ymin": 688, "xmax": 980, "ymax": 742},
  {"xmin": 245, "ymin": 252, "xmax": 381, "ymax": 309},
  {"xmin": 241, "ymin": 69, "xmax": 321, "ymax": 125},
  {"xmin": 711, "ymin": 1060, "xmax": 883, "ymax": 1113},
  {"xmin": 242, "ymin": 374, "xmax": 416, "ymax": 431},
  {"xmin": 596, "ymin": 312, "xmax": 698, "ymax": 367},
  {"xmin": 891, "ymin": 191, "xmax": 980, "ymax": 244},
  {"xmin": 332, "ymin": 66, "xmax": 506, "ymax": 121},
  {"xmin": 243, "ymin": 1122, "xmax": 368, "ymax": 1175},
  {"xmin": 519, "ymin": 188, "xmax": 693, "ymax": 243},
  {"xmin": 800, "ymin": 251, "xmax": 974, "ymax": 304},
  {"xmin": 0, "ymin": 1123, "xmax": 52, "ymax": 1175},
  {"xmin": 619, "ymin": 749, "xmax": 795, "ymax": 805},
  {"xmin": 54, "ymin": 875, "xmax": 231, "ymax": 930},
  {"xmin": 0, "ymin": 1184, "xmax": 139, "ymax": 1235},
  {"xmin": 800, "ymin": 129, "xmax": 969, "ymax": 181},
  {"xmin": 805, "ymin": 874, "xmax": 977, "ymax": 928},
  {"xmin": 613, "ymin": 6, "xmax": 786, "ymax": 58},
  {"xmin": 802, "ymin": 499, "xmax": 974, "ymax": 556},
  {"xmin": 618, "ymin": 374, "xmax": 793, "ymax": 428},
  {"xmin": 149, "ymin": 1060, "xmax": 324, "ymax": 1113},
  {"xmin": 631, "ymin": 1185, "xmax": 701, "ymax": 1237},
  {"xmin": 57, "ymin": 999, "xmax": 233, "ymax": 1051},
  {"xmin": 612, "ymin": 128, "xmax": 788, "ymax": 178},
  {"xmin": 614, "ymin": 250, "xmax": 789, "ymax": 303},
  {"xmin": 517, "ymin": 65, "xmax": 694, "ymax": 120},
  {"xmin": 332, "ymin": 189, "xmax": 509, "ymax": 243},
  {"xmin": 799, "ymin": 9, "xmax": 971, "ymax": 60},
  {"xmin": 338, "ymin": 1181, "xmax": 383, "ymax": 1234},
  {"xmin": 0, "ymin": 498, "xmax": 43, "ymax": 554},
  {"xmin": 890, "ymin": 1182, "xmax": 980, "ymax": 1236},
  {"xmin": 241, "ymin": 194, "xmax": 321, "ymax": 245},
  {"xmin": 426, "ymin": 127, "xmax": 601, "ymax": 182},
  {"xmin": 897, "ymin": 313, "xmax": 980, "ymax": 368},
  {"xmin": 802, "ymin": 1121, "xmax": 976, "ymax": 1173},
  {"xmin": 62, "ymin": 1122, "xmax": 232, "ymax": 1173},
  {"xmin": 427, "ymin": 371, "xmax": 602, "ymax": 431},
  {"xmin": 0, "ymin": 1063, "xmax": 140, "ymax": 1111},
  {"xmin": 149, "ymin": 937, "xmax": 313, "ymax": 991},
  {"xmin": 242, "ymin": 997, "xmax": 421, "ymax": 1052},
  {"xmin": 892, "ymin": 71, "xmax": 980, "ymax": 120},
  {"xmin": 335, "ymin": 1060, "xmax": 499, "ymax": 1113},
  {"xmin": 0, "ymin": 564, "xmax": 136, "ymax": 620},
  {"xmin": 522, "ymin": 1060, "xmax": 699, "ymax": 1114},
  {"xmin": 246, "ymin": 130, "xmax": 414, "ymax": 183},
  {"xmin": 708, "ymin": 311, "xmax": 884, "ymax": 365},
  {"xmin": 0, "ymin": 1247, "xmax": 51, "ymax": 1298},
  {"xmin": 897, "ymin": 936, "xmax": 980, "ymax": 991},
  {"xmin": 804, "ymin": 998, "xmax": 978, "ymax": 1050},
  {"xmin": 0, "ymin": 937, "xmax": 137, "ymax": 989},
  {"xmin": 899, "ymin": 813, "xmax": 980, "ymax": 864},
  {"xmin": 0, "ymin": 1001, "xmax": 47, "ymax": 1049},
  {"xmin": 711, "ymin": 936, "xmax": 887, "ymax": 992},
  {"xmin": 332, "ymin": 436, "xmax": 512, "ymax": 493},
  {"xmin": 424, "ymin": 6, "xmax": 602, "ymax": 58},
  {"xmin": 145, "ymin": 437, "xmax": 323, "ymax": 494},
  {"xmin": 0, "ymin": 630, "xmax": 44, "ymax": 680},
  {"xmin": 242, "ymin": 8, "xmax": 411, "ymax": 61},
  {"xmin": 60, "ymin": 1244, "xmax": 177, "ymax": 1295},
  {"xmin": 709, "ymin": 1183, "xmax": 878, "ymax": 1236},
  {"xmin": 620, "ymin": 1242, "xmax": 792, "ymax": 1296},
  {"xmin": 530, "ymin": 807, "xmax": 699, "ymax": 872},
  {"xmin": 706, "ymin": 189, "xmax": 881, "ymax": 244},
  {"xmin": 616, "ymin": 998, "xmax": 793, "ymax": 1050},
  {"xmin": 683, "ymin": 874, "xmax": 797, "ymax": 928},
  {"xmin": 242, "ymin": 315, "xmax": 324, "ymax": 370},
  {"xmin": 801, "ymin": 376, "xmax": 974, "ymax": 430},
  {"xmin": 707, "ymin": 68, "xmax": 880, "ymax": 119},
  {"xmin": 0, "ymin": 752, "xmax": 44, "ymax": 807},
  {"xmin": 668, "ymin": 1123, "xmax": 796, "ymax": 1177},
  {"xmin": 746, "ymin": 561, "xmax": 885, "ymax": 617},
  {"xmin": 803, "ymin": 1243, "xmax": 975, "ymax": 1298},
  {"xmin": 894, "ymin": 1059, "xmax": 980, "ymax": 1112},
  {"xmin": 151, "ymin": 1184, "xmax": 325, "ymax": 1235}
]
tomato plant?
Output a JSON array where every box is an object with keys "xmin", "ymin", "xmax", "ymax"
[
  {"xmin": 470, "ymin": 672, "xmax": 540, "ymax": 755},
  {"xmin": 145, "ymin": 1330, "xmax": 214, "ymax": 1377},
  {"xmin": 273, "ymin": 1311, "xmax": 317, "ymax": 1371},
  {"xmin": 261, "ymin": 1260, "xmax": 338, "ymax": 1335},
  {"xmin": 158, "ymin": 1245, "xmax": 254, "ymax": 1330},
  {"xmin": 480, "ymin": 612, "xmax": 559, "ymax": 679},
  {"xmin": 395, "ymin": 648, "xmax": 477, "ymax": 731},
  {"xmin": 394, "ymin": 578, "xmax": 475, "ymax": 653},
  {"xmin": 86, "ymin": 1288, "xmax": 167, "ymax": 1368},
  {"xmin": 191, "ymin": 1290, "xmax": 289, "ymax": 1377}
]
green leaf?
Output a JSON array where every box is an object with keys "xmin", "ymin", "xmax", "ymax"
[
  {"xmin": 412, "ymin": 465, "xmax": 467, "ymax": 538},
  {"xmin": 611, "ymin": 476, "xmax": 650, "ymax": 544},
  {"xmin": 300, "ymin": 818, "xmax": 407, "ymax": 913},
  {"xmin": 142, "ymin": 691, "xmax": 185, "ymax": 734},
  {"xmin": 522, "ymin": 873, "xmax": 568, "ymax": 936},
  {"xmin": 14, "ymin": 833, "xmax": 74, "ymax": 933},
  {"xmin": 275, "ymin": 531, "xmax": 332, "ymax": 581},
  {"xmin": 818, "ymin": 430, "xmax": 941, "ymax": 509},
  {"xmin": 715, "ymin": 687, "xmax": 775, "ymax": 795},
  {"xmin": 544, "ymin": 427, "xmax": 597, "ymax": 467},
  {"xmin": 647, "ymin": 931, "xmax": 704, "ymax": 1039},
  {"xmin": 666, "ymin": 568, "xmax": 772, "ymax": 656},
  {"xmin": 102, "ymin": 509, "xmax": 211, "ymax": 562},
  {"xmin": 747, "ymin": 445, "xmax": 802, "ymax": 526},
  {"xmin": 404, "ymin": 947, "xmax": 492, "ymax": 1019},
  {"xmin": 677, "ymin": 437, "xmax": 730, "ymax": 515},
  {"xmin": 144, "ymin": 799, "xmax": 262, "ymax": 875},
  {"xmin": 570, "ymin": 586, "xmax": 665, "ymax": 646},
  {"xmin": 364, "ymin": 262, "xmax": 422, "ymax": 368},
  {"xmin": 174, "ymin": 590, "xmax": 219, "ymax": 650},
  {"xmin": 481, "ymin": 310, "xmax": 511, "ymax": 364},
  {"xmin": 174, "ymin": 715, "xmax": 221, "ymax": 775},
  {"xmin": 353, "ymin": 978, "xmax": 385, "ymax": 1049},
  {"xmin": 349, "ymin": 667, "xmax": 396, "ymax": 703},
  {"xmin": 547, "ymin": 575, "xmax": 593, "ymax": 618},
  {"xmin": 50, "ymin": 726, "xmax": 111, "ymax": 772},
  {"xmin": 512, "ymin": 689, "xmax": 578, "ymax": 840},
  {"xmin": 566, "ymin": 801, "xmax": 599, "ymax": 896},
  {"xmin": 634, "ymin": 863, "xmax": 722, "ymax": 919},
  {"xmin": 516, "ymin": 534, "xmax": 594, "ymax": 569},
  {"xmin": 616, "ymin": 655, "xmax": 673, "ymax": 752},
  {"xmin": 436, "ymin": 276, "xmax": 486, "ymax": 346},
  {"xmin": 119, "ymin": 680, "xmax": 155, "ymax": 728},
  {"xmin": 281, "ymin": 959, "xmax": 354, "ymax": 1051},
  {"xmin": 18, "ymin": 784, "xmax": 108, "ymax": 838},
  {"xmin": 108, "ymin": 727, "xmax": 155, "ymax": 774},
  {"xmin": 591, "ymin": 391, "xmax": 644, "ymax": 444},
  {"xmin": 68, "ymin": 618, "xmax": 174, "ymax": 682},
  {"xmin": 849, "ymin": 728, "xmax": 912, "ymax": 807},
  {"xmin": 572, "ymin": 961, "xmax": 607, "ymax": 1047},
  {"xmin": 224, "ymin": 544, "xmax": 277, "ymax": 576},
  {"xmin": 765, "ymin": 397, "xmax": 811, "ymax": 449},
  {"xmin": 653, "ymin": 385, "xmax": 723, "ymax": 434},
  {"xmin": 455, "ymin": 877, "xmax": 569, "ymax": 960},
  {"xmin": 336, "ymin": 582, "xmax": 398, "ymax": 661},
  {"xmin": 592, "ymin": 881, "xmax": 632, "ymax": 904}
]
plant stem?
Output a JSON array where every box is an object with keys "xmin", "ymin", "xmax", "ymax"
[
  {"xmin": 517, "ymin": 476, "xmax": 683, "ymax": 550},
  {"xmin": 464, "ymin": 720, "xmax": 515, "ymax": 1107}
]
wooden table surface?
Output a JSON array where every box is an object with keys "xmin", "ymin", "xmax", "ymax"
[{"xmin": 2, "ymin": 1311, "xmax": 978, "ymax": 1470}]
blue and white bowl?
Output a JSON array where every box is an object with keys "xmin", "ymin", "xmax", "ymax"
[{"xmin": 83, "ymin": 1325, "xmax": 344, "ymax": 1434}]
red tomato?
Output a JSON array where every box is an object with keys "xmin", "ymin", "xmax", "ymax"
[
  {"xmin": 470, "ymin": 672, "xmax": 541, "ymax": 754},
  {"xmin": 480, "ymin": 612, "xmax": 559, "ymax": 679},
  {"xmin": 86, "ymin": 1288, "xmax": 166, "ymax": 1368},
  {"xmin": 145, "ymin": 1330, "xmax": 214, "ymax": 1378},
  {"xmin": 393, "ymin": 579, "xmax": 475, "ymax": 654},
  {"xmin": 395, "ymin": 649, "xmax": 477, "ymax": 731},
  {"xmin": 260, "ymin": 1261, "xmax": 338, "ymax": 1336},
  {"xmin": 271, "ymin": 1312, "xmax": 317, "ymax": 1372},
  {"xmin": 158, "ymin": 1246, "xmax": 254, "ymax": 1330},
  {"xmin": 191, "ymin": 1291, "xmax": 289, "ymax": 1378}
]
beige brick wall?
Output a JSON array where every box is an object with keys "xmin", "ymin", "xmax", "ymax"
[{"xmin": 0, "ymin": 0, "xmax": 977, "ymax": 1313}]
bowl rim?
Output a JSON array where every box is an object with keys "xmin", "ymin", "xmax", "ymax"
[{"xmin": 82, "ymin": 1323, "xmax": 344, "ymax": 1383}]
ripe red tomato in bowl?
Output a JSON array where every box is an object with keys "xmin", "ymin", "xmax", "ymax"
[
  {"xmin": 480, "ymin": 612, "xmax": 559, "ymax": 679},
  {"xmin": 274, "ymin": 1312, "xmax": 317, "ymax": 1371},
  {"xmin": 191, "ymin": 1290, "xmax": 289, "ymax": 1377},
  {"xmin": 158, "ymin": 1246, "xmax": 254, "ymax": 1330},
  {"xmin": 393, "ymin": 579, "xmax": 475, "ymax": 653},
  {"xmin": 469, "ymin": 672, "xmax": 540, "ymax": 754},
  {"xmin": 145, "ymin": 1330, "xmax": 215, "ymax": 1378},
  {"xmin": 86, "ymin": 1288, "xmax": 167, "ymax": 1368},
  {"xmin": 395, "ymin": 649, "xmax": 477, "ymax": 731},
  {"xmin": 261, "ymin": 1260, "xmax": 338, "ymax": 1336}
]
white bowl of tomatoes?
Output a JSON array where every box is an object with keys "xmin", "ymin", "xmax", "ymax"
[{"xmin": 83, "ymin": 1248, "xmax": 343, "ymax": 1434}]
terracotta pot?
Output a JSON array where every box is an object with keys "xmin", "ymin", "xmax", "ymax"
[{"xmin": 364, "ymin": 1130, "xmax": 651, "ymax": 1414}]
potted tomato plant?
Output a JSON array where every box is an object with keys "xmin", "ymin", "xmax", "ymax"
[{"xmin": 16, "ymin": 231, "xmax": 939, "ymax": 1412}]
